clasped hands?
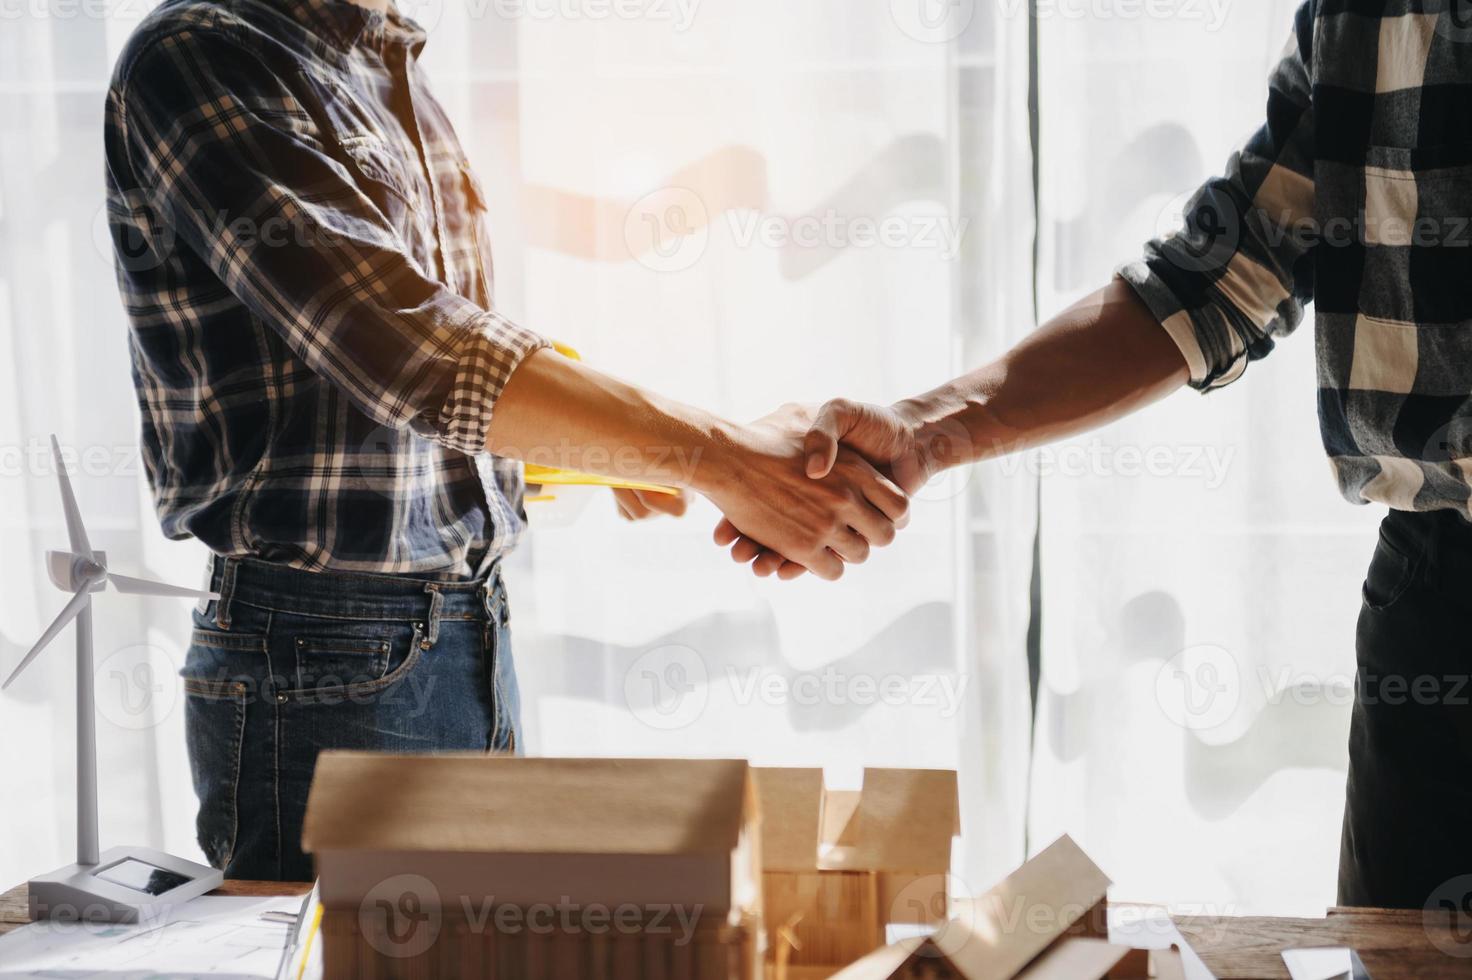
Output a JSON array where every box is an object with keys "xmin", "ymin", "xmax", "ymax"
[{"xmin": 613, "ymin": 400, "xmax": 938, "ymax": 581}]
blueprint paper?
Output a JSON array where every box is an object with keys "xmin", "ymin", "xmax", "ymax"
[{"xmin": 0, "ymin": 894, "xmax": 300, "ymax": 978}]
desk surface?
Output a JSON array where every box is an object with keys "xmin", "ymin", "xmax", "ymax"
[{"xmin": 2, "ymin": 880, "xmax": 1470, "ymax": 978}]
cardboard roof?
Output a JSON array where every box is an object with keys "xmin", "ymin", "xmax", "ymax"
[
  {"xmin": 302, "ymin": 753, "xmax": 754, "ymax": 856},
  {"xmin": 947, "ymin": 834, "xmax": 1111, "ymax": 979},
  {"xmin": 831, "ymin": 932, "xmax": 1132, "ymax": 980},
  {"xmin": 827, "ymin": 835, "xmax": 1114, "ymax": 980},
  {"xmin": 752, "ymin": 767, "xmax": 824, "ymax": 871},
  {"xmin": 754, "ymin": 767, "xmax": 959, "ymax": 873},
  {"xmin": 820, "ymin": 768, "xmax": 959, "ymax": 874}
]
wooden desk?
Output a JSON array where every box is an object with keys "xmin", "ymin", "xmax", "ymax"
[{"xmin": 3, "ymin": 881, "xmax": 1471, "ymax": 978}]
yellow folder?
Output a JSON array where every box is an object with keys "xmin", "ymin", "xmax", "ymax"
[{"xmin": 523, "ymin": 343, "xmax": 680, "ymax": 499}]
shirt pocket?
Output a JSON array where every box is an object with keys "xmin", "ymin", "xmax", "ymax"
[
  {"xmin": 1359, "ymin": 143, "xmax": 1472, "ymax": 325},
  {"xmin": 338, "ymin": 135, "xmax": 418, "ymax": 240}
]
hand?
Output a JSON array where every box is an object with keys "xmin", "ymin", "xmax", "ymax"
[
  {"xmin": 715, "ymin": 400, "xmax": 944, "ymax": 578},
  {"xmin": 613, "ymin": 487, "xmax": 689, "ymax": 521},
  {"xmin": 697, "ymin": 408, "xmax": 910, "ymax": 581}
]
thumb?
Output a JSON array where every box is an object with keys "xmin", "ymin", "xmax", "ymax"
[{"xmin": 804, "ymin": 400, "xmax": 852, "ymax": 478}]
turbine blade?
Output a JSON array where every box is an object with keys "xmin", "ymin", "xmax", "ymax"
[
  {"xmin": 50, "ymin": 435, "xmax": 92, "ymax": 559},
  {"xmin": 2, "ymin": 587, "xmax": 90, "ymax": 690},
  {"xmin": 107, "ymin": 572, "xmax": 218, "ymax": 601}
]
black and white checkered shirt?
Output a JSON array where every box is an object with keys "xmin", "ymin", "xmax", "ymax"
[
  {"xmin": 1121, "ymin": 1, "xmax": 1472, "ymax": 516},
  {"xmin": 105, "ymin": 0, "xmax": 548, "ymax": 578}
]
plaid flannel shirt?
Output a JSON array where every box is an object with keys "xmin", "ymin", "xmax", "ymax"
[
  {"xmin": 1121, "ymin": 0, "xmax": 1472, "ymax": 517},
  {"xmin": 105, "ymin": 0, "xmax": 548, "ymax": 578}
]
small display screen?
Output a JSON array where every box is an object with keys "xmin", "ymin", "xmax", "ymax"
[{"xmin": 96, "ymin": 859, "xmax": 194, "ymax": 896}]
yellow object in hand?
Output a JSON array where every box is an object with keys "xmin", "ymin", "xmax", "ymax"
[{"xmin": 522, "ymin": 343, "xmax": 680, "ymax": 498}]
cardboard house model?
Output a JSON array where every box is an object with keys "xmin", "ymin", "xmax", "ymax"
[
  {"xmin": 753, "ymin": 767, "xmax": 960, "ymax": 978},
  {"xmin": 829, "ymin": 835, "xmax": 1189, "ymax": 980},
  {"xmin": 301, "ymin": 752, "xmax": 762, "ymax": 980}
]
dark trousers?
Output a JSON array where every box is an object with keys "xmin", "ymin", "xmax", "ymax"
[
  {"xmin": 1339, "ymin": 509, "xmax": 1472, "ymax": 909},
  {"xmin": 183, "ymin": 556, "xmax": 519, "ymax": 882}
]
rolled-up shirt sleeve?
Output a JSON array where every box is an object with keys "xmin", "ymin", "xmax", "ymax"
[
  {"xmin": 1117, "ymin": 1, "xmax": 1316, "ymax": 391},
  {"xmin": 117, "ymin": 28, "xmax": 546, "ymax": 454}
]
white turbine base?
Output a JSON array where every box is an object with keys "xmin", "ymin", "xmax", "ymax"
[{"xmin": 28, "ymin": 845, "xmax": 223, "ymax": 924}]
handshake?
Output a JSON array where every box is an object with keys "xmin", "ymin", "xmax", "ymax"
[{"xmin": 611, "ymin": 399, "xmax": 968, "ymax": 582}]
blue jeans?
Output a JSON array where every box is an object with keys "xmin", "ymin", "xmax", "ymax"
[{"xmin": 182, "ymin": 556, "xmax": 518, "ymax": 881}]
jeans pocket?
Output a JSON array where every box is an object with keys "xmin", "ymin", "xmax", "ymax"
[
  {"xmin": 275, "ymin": 618, "xmax": 424, "ymax": 704},
  {"xmin": 1362, "ymin": 533, "xmax": 1416, "ymax": 612},
  {"xmin": 182, "ymin": 676, "xmax": 248, "ymax": 871}
]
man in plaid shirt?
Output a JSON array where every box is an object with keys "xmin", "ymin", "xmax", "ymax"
[
  {"xmin": 107, "ymin": 0, "xmax": 908, "ymax": 880},
  {"xmin": 722, "ymin": 2, "xmax": 1472, "ymax": 909}
]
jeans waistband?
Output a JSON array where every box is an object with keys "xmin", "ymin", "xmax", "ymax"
[
  {"xmin": 207, "ymin": 555, "xmax": 507, "ymax": 643},
  {"xmin": 1379, "ymin": 508, "xmax": 1472, "ymax": 587}
]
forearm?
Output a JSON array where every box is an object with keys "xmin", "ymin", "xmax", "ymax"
[
  {"xmin": 898, "ymin": 279, "xmax": 1189, "ymax": 471},
  {"xmin": 489, "ymin": 348, "xmax": 909, "ymax": 581},
  {"xmin": 486, "ymin": 348, "xmax": 734, "ymax": 491}
]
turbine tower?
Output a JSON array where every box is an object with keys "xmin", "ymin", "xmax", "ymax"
[{"xmin": 3, "ymin": 435, "xmax": 224, "ymax": 922}]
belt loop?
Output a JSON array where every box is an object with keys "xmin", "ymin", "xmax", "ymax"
[
  {"xmin": 483, "ymin": 568, "xmax": 506, "ymax": 628},
  {"xmin": 214, "ymin": 557, "xmax": 239, "ymax": 631},
  {"xmin": 422, "ymin": 583, "xmax": 444, "ymax": 648}
]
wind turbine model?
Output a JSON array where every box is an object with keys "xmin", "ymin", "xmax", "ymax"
[{"xmin": 2, "ymin": 436, "xmax": 223, "ymax": 923}]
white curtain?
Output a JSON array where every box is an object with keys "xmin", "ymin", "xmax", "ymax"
[
  {"xmin": 1032, "ymin": 1, "xmax": 1380, "ymax": 914},
  {"xmin": 0, "ymin": 1, "xmax": 207, "ymax": 886},
  {"xmin": 424, "ymin": 0, "xmax": 1038, "ymax": 892},
  {"xmin": 0, "ymin": 0, "xmax": 1037, "ymax": 898}
]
